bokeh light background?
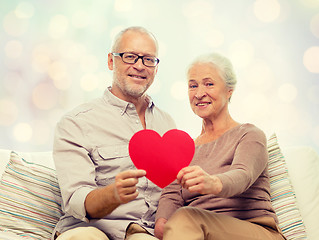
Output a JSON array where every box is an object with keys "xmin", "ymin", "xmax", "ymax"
[{"xmin": 1, "ymin": 0, "xmax": 319, "ymax": 153}]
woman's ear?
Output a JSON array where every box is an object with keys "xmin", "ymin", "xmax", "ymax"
[{"xmin": 228, "ymin": 88, "xmax": 234, "ymax": 102}]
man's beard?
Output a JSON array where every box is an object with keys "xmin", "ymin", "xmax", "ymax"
[{"xmin": 115, "ymin": 79, "xmax": 151, "ymax": 98}]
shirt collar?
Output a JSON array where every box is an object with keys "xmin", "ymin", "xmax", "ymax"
[{"xmin": 103, "ymin": 86, "xmax": 154, "ymax": 115}]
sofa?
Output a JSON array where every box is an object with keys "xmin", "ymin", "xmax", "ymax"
[{"xmin": 0, "ymin": 133, "xmax": 318, "ymax": 240}]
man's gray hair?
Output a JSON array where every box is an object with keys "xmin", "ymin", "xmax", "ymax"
[{"xmin": 111, "ymin": 26, "xmax": 158, "ymax": 54}]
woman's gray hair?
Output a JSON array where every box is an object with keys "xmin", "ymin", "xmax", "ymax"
[
  {"xmin": 187, "ymin": 53, "xmax": 237, "ymax": 90},
  {"xmin": 111, "ymin": 26, "xmax": 158, "ymax": 54}
]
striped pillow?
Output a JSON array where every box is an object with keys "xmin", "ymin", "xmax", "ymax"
[
  {"xmin": 268, "ymin": 134, "xmax": 307, "ymax": 239},
  {"xmin": 0, "ymin": 151, "xmax": 62, "ymax": 240},
  {"xmin": 0, "ymin": 231, "xmax": 30, "ymax": 240}
]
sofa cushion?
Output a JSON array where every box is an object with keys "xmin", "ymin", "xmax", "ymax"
[
  {"xmin": 267, "ymin": 134, "xmax": 307, "ymax": 240},
  {"xmin": 0, "ymin": 151, "xmax": 62, "ymax": 240},
  {"xmin": 282, "ymin": 146, "xmax": 319, "ymax": 240}
]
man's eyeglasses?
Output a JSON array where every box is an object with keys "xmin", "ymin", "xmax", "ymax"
[{"xmin": 112, "ymin": 52, "xmax": 160, "ymax": 67}]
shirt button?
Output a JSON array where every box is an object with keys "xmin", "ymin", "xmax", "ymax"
[{"xmin": 135, "ymin": 120, "xmax": 139, "ymax": 124}]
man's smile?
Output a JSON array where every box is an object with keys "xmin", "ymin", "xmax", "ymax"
[{"xmin": 128, "ymin": 74, "xmax": 146, "ymax": 79}]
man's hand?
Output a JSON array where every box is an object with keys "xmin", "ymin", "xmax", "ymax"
[
  {"xmin": 113, "ymin": 169, "xmax": 146, "ymax": 204},
  {"xmin": 85, "ymin": 169, "xmax": 146, "ymax": 219},
  {"xmin": 154, "ymin": 217, "xmax": 167, "ymax": 240},
  {"xmin": 177, "ymin": 166, "xmax": 222, "ymax": 195}
]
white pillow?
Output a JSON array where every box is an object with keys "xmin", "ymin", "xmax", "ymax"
[{"xmin": 281, "ymin": 146, "xmax": 319, "ymax": 240}]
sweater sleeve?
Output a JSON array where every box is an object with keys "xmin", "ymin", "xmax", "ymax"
[
  {"xmin": 155, "ymin": 180, "xmax": 184, "ymax": 221},
  {"xmin": 215, "ymin": 127, "xmax": 268, "ymax": 198}
]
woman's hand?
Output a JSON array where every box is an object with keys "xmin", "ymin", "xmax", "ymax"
[
  {"xmin": 154, "ymin": 218, "xmax": 167, "ymax": 240},
  {"xmin": 177, "ymin": 166, "xmax": 222, "ymax": 195}
]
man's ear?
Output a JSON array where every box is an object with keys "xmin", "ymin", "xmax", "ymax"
[{"xmin": 107, "ymin": 53, "xmax": 114, "ymax": 70}]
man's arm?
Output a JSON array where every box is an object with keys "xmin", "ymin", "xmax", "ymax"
[
  {"xmin": 85, "ymin": 169, "xmax": 146, "ymax": 219},
  {"xmin": 54, "ymin": 116, "xmax": 146, "ymax": 221}
]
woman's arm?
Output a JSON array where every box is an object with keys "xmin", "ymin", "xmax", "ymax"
[
  {"xmin": 154, "ymin": 217, "xmax": 167, "ymax": 240},
  {"xmin": 176, "ymin": 127, "xmax": 268, "ymax": 198},
  {"xmin": 155, "ymin": 181, "xmax": 184, "ymax": 231},
  {"xmin": 216, "ymin": 130, "xmax": 268, "ymax": 197}
]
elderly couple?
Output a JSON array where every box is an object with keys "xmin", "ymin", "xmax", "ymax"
[{"xmin": 52, "ymin": 26, "xmax": 286, "ymax": 240}]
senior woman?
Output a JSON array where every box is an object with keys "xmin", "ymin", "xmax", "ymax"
[{"xmin": 154, "ymin": 53, "xmax": 286, "ymax": 240}]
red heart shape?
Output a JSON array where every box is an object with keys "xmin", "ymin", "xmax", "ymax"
[{"xmin": 129, "ymin": 129, "xmax": 195, "ymax": 188}]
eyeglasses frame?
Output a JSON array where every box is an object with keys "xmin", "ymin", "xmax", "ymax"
[{"xmin": 112, "ymin": 52, "xmax": 160, "ymax": 67}]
